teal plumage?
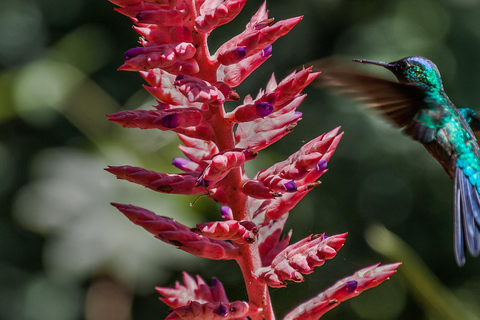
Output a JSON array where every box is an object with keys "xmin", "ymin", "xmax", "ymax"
[{"xmin": 314, "ymin": 56, "xmax": 480, "ymax": 266}]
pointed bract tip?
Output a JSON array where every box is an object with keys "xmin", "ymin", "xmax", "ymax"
[
  {"xmin": 117, "ymin": 63, "xmax": 133, "ymax": 71},
  {"xmin": 104, "ymin": 166, "xmax": 115, "ymax": 172}
]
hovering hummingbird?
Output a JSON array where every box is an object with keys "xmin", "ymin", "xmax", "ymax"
[{"xmin": 313, "ymin": 56, "xmax": 480, "ymax": 266}]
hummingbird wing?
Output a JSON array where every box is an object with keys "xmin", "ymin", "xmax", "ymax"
[
  {"xmin": 312, "ymin": 58, "xmax": 480, "ymax": 265},
  {"xmin": 310, "ymin": 58, "xmax": 446, "ymax": 143}
]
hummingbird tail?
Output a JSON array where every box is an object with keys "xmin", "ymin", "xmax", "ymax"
[{"xmin": 454, "ymin": 166, "xmax": 480, "ymax": 266}]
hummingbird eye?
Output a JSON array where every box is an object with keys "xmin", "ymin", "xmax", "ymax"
[{"xmin": 398, "ymin": 61, "xmax": 409, "ymax": 71}]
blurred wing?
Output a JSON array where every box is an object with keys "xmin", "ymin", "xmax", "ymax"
[{"xmin": 310, "ymin": 58, "xmax": 430, "ymax": 129}]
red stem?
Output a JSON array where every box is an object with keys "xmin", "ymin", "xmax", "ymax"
[
  {"xmin": 185, "ymin": 0, "xmax": 274, "ymax": 316},
  {"xmin": 211, "ymin": 112, "xmax": 275, "ymax": 320}
]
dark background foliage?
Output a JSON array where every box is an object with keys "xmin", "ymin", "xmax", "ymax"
[{"xmin": 1, "ymin": 0, "xmax": 480, "ymax": 319}]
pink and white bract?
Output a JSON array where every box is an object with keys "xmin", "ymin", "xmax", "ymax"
[{"xmin": 106, "ymin": 0, "xmax": 401, "ymax": 319}]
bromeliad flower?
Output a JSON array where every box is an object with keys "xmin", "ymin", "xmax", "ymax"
[
  {"xmin": 106, "ymin": 0, "xmax": 401, "ymax": 319},
  {"xmin": 255, "ymin": 233, "xmax": 347, "ymax": 287}
]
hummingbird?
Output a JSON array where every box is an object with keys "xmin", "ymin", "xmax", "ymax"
[{"xmin": 313, "ymin": 56, "xmax": 480, "ymax": 266}]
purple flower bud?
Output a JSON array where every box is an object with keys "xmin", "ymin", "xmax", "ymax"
[
  {"xmin": 262, "ymin": 45, "xmax": 272, "ymax": 57},
  {"xmin": 172, "ymin": 157, "xmax": 190, "ymax": 171},
  {"xmin": 237, "ymin": 47, "xmax": 247, "ymax": 58},
  {"xmin": 196, "ymin": 177, "xmax": 210, "ymax": 187},
  {"xmin": 125, "ymin": 47, "xmax": 144, "ymax": 60},
  {"xmin": 136, "ymin": 12, "xmax": 145, "ymax": 22},
  {"xmin": 346, "ymin": 280, "xmax": 358, "ymax": 293},
  {"xmin": 255, "ymin": 102, "xmax": 274, "ymax": 118},
  {"xmin": 216, "ymin": 304, "xmax": 228, "ymax": 316},
  {"xmin": 316, "ymin": 160, "xmax": 328, "ymax": 172},
  {"xmin": 161, "ymin": 114, "xmax": 179, "ymax": 128},
  {"xmin": 283, "ymin": 180, "xmax": 297, "ymax": 192},
  {"xmin": 221, "ymin": 206, "xmax": 234, "ymax": 220}
]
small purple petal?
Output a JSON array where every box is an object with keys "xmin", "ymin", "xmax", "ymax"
[
  {"xmin": 125, "ymin": 47, "xmax": 144, "ymax": 60},
  {"xmin": 262, "ymin": 45, "xmax": 272, "ymax": 57},
  {"xmin": 216, "ymin": 304, "xmax": 228, "ymax": 316},
  {"xmin": 136, "ymin": 12, "xmax": 145, "ymax": 22},
  {"xmin": 221, "ymin": 206, "xmax": 234, "ymax": 220},
  {"xmin": 316, "ymin": 160, "xmax": 328, "ymax": 172},
  {"xmin": 283, "ymin": 180, "xmax": 297, "ymax": 192},
  {"xmin": 346, "ymin": 280, "xmax": 358, "ymax": 293},
  {"xmin": 197, "ymin": 177, "xmax": 210, "ymax": 187},
  {"xmin": 237, "ymin": 47, "xmax": 247, "ymax": 58},
  {"xmin": 255, "ymin": 102, "xmax": 274, "ymax": 118},
  {"xmin": 172, "ymin": 157, "xmax": 190, "ymax": 171},
  {"xmin": 161, "ymin": 114, "xmax": 179, "ymax": 128}
]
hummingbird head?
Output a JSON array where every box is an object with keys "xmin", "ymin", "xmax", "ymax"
[{"xmin": 353, "ymin": 56, "xmax": 444, "ymax": 91}]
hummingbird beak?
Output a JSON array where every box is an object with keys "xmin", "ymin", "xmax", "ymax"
[{"xmin": 352, "ymin": 59, "xmax": 394, "ymax": 70}]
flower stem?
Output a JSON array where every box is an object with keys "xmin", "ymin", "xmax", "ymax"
[
  {"xmin": 211, "ymin": 108, "xmax": 275, "ymax": 320},
  {"xmin": 237, "ymin": 244, "xmax": 276, "ymax": 320}
]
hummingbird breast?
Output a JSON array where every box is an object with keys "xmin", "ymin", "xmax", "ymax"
[{"xmin": 424, "ymin": 103, "xmax": 480, "ymax": 180}]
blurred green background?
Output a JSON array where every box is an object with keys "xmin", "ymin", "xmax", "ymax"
[{"xmin": 2, "ymin": 0, "xmax": 480, "ymax": 319}]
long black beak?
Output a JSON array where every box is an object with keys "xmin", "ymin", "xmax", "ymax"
[{"xmin": 352, "ymin": 59, "xmax": 393, "ymax": 70}]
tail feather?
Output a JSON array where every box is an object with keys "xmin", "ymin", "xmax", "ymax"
[
  {"xmin": 454, "ymin": 174, "xmax": 466, "ymax": 266},
  {"xmin": 454, "ymin": 166, "xmax": 480, "ymax": 266},
  {"xmin": 458, "ymin": 169, "xmax": 480, "ymax": 255},
  {"xmin": 471, "ymin": 186, "xmax": 480, "ymax": 226}
]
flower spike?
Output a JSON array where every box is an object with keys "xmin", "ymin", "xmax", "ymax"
[
  {"xmin": 166, "ymin": 300, "xmax": 252, "ymax": 320},
  {"xmin": 105, "ymin": 165, "xmax": 208, "ymax": 195},
  {"xmin": 283, "ymin": 263, "xmax": 401, "ymax": 320},
  {"xmin": 199, "ymin": 148, "xmax": 258, "ymax": 183},
  {"xmin": 156, "ymin": 272, "xmax": 230, "ymax": 309},
  {"xmin": 195, "ymin": 0, "xmax": 247, "ymax": 34},
  {"xmin": 106, "ymin": 0, "xmax": 401, "ymax": 319},
  {"xmin": 106, "ymin": 108, "xmax": 203, "ymax": 130},
  {"xmin": 134, "ymin": 5, "xmax": 189, "ymax": 26},
  {"xmin": 235, "ymin": 95, "xmax": 304, "ymax": 150},
  {"xmin": 112, "ymin": 203, "xmax": 238, "ymax": 260},
  {"xmin": 195, "ymin": 220, "xmax": 257, "ymax": 244},
  {"xmin": 253, "ymin": 127, "xmax": 343, "ymax": 195},
  {"xmin": 255, "ymin": 233, "xmax": 347, "ymax": 287}
]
